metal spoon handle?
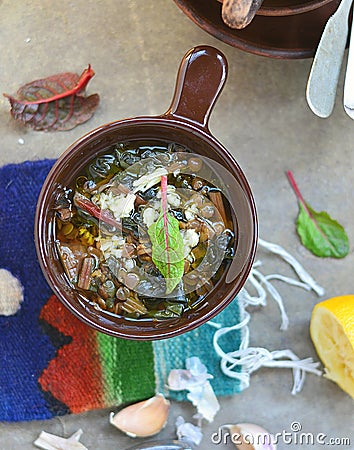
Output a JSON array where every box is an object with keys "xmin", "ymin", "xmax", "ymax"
[
  {"xmin": 344, "ymin": 22, "xmax": 354, "ymax": 117},
  {"xmin": 306, "ymin": 0, "xmax": 352, "ymax": 118}
]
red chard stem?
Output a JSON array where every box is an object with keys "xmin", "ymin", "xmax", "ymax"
[
  {"xmin": 287, "ymin": 170, "xmax": 328, "ymax": 240},
  {"xmin": 161, "ymin": 175, "xmax": 170, "ymax": 254},
  {"xmin": 5, "ymin": 65, "xmax": 95, "ymax": 106},
  {"xmin": 286, "ymin": 170, "xmax": 310, "ymax": 212}
]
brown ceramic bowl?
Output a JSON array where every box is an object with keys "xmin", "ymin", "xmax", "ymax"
[
  {"xmin": 174, "ymin": 0, "xmax": 341, "ymax": 58},
  {"xmin": 35, "ymin": 46, "xmax": 258, "ymax": 340}
]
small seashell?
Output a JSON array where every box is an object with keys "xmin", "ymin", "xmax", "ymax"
[
  {"xmin": 110, "ymin": 393, "xmax": 170, "ymax": 438},
  {"xmin": 225, "ymin": 423, "xmax": 277, "ymax": 450}
]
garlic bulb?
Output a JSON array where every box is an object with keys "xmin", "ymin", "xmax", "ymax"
[
  {"xmin": 225, "ymin": 423, "xmax": 277, "ymax": 450},
  {"xmin": 110, "ymin": 393, "xmax": 170, "ymax": 438}
]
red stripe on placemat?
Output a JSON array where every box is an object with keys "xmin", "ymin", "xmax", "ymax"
[{"xmin": 39, "ymin": 295, "xmax": 105, "ymax": 413}]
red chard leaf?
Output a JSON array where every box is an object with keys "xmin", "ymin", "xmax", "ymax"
[
  {"xmin": 287, "ymin": 170, "xmax": 349, "ymax": 258},
  {"xmin": 3, "ymin": 65, "xmax": 99, "ymax": 131}
]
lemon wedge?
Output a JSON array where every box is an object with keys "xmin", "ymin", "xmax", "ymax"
[{"xmin": 310, "ymin": 295, "xmax": 354, "ymax": 398}]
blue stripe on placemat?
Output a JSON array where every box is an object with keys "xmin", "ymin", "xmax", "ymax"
[{"xmin": 0, "ymin": 159, "xmax": 56, "ymax": 421}]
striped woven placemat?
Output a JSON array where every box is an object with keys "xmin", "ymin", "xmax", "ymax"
[{"xmin": 0, "ymin": 159, "xmax": 242, "ymax": 422}]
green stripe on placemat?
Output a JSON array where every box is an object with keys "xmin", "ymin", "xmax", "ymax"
[
  {"xmin": 97, "ymin": 334, "xmax": 156, "ymax": 405},
  {"xmin": 97, "ymin": 295, "xmax": 244, "ymax": 407}
]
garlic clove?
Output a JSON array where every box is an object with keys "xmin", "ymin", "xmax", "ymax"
[
  {"xmin": 110, "ymin": 393, "xmax": 170, "ymax": 438},
  {"xmin": 225, "ymin": 423, "xmax": 277, "ymax": 450}
]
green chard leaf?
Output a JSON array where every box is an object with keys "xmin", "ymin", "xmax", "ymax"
[
  {"xmin": 148, "ymin": 175, "xmax": 185, "ymax": 294},
  {"xmin": 297, "ymin": 203, "xmax": 349, "ymax": 258},
  {"xmin": 287, "ymin": 171, "xmax": 349, "ymax": 258}
]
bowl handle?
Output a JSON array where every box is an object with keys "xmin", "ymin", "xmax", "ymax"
[{"xmin": 163, "ymin": 46, "xmax": 228, "ymax": 131}]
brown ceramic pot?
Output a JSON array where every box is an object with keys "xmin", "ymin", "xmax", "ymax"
[
  {"xmin": 173, "ymin": 0, "xmax": 341, "ymax": 59},
  {"xmin": 35, "ymin": 46, "xmax": 258, "ymax": 340}
]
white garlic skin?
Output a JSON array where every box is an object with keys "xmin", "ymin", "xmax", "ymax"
[
  {"xmin": 110, "ymin": 393, "xmax": 170, "ymax": 438},
  {"xmin": 227, "ymin": 423, "xmax": 277, "ymax": 450}
]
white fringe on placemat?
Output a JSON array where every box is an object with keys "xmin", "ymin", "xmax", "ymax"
[{"xmin": 209, "ymin": 238, "xmax": 325, "ymax": 395}]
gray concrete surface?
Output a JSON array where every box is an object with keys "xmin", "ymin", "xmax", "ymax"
[{"xmin": 0, "ymin": 0, "xmax": 353, "ymax": 449}]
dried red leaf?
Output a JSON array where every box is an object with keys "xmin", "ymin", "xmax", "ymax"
[{"xmin": 3, "ymin": 65, "xmax": 100, "ymax": 131}]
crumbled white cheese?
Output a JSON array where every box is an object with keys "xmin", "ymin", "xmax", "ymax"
[
  {"xmin": 142, "ymin": 207, "xmax": 159, "ymax": 228},
  {"xmin": 180, "ymin": 229, "xmax": 199, "ymax": 258},
  {"xmin": 132, "ymin": 167, "xmax": 168, "ymax": 193},
  {"xmin": 156, "ymin": 185, "xmax": 181, "ymax": 208},
  {"xmin": 94, "ymin": 191, "xmax": 136, "ymax": 219},
  {"xmin": 184, "ymin": 203, "xmax": 199, "ymax": 221},
  {"xmin": 181, "ymin": 229, "xmax": 199, "ymax": 248},
  {"xmin": 167, "ymin": 192, "xmax": 181, "ymax": 208},
  {"xmin": 100, "ymin": 235, "xmax": 125, "ymax": 259}
]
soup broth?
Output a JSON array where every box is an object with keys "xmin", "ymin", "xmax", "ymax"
[{"xmin": 54, "ymin": 141, "xmax": 235, "ymax": 320}]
